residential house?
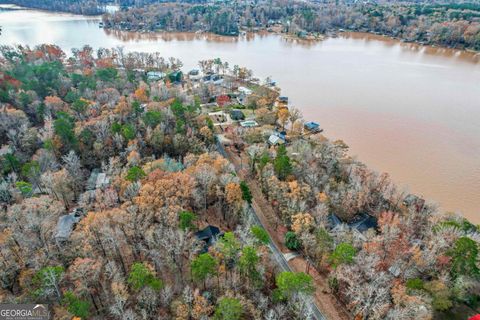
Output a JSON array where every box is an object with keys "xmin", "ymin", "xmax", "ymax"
[
  {"xmin": 327, "ymin": 212, "xmax": 378, "ymax": 234},
  {"xmin": 268, "ymin": 132, "xmax": 286, "ymax": 146},
  {"xmin": 304, "ymin": 121, "xmax": 323, "ymax": 133},
  {"xmin": 168, "ymin": 70, "xmax": 183, "ymax": 83},
  {"xmin": 55, "ymin": 208, "xmax": 86, "ymax": 244},
  {"xmin": 86, "ymin": 169, "xmax": 110, "ymax": 191},
  {"xmin": 230, "ymin": 109, "xmax": 245, "ymax": 121},
  {"xmin": 238, "ymin": 86, "xmax": 253, "ymax": 95},
  {"xmin": 195, "ymin": 225, "xmax": 223, "ymax": 253},
  {"xmin": 147, "ymin": 71, "xmax": 166, "ymax": 81},
  {"xmin": 188, "ymin": 69, "xmax": 202, "ymax": 81},
  {"xmin": 277, "ymin": 96, "xmax": 288, "ymax": 104}
]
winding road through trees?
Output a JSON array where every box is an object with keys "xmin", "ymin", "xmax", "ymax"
[{"xmin": 216, "ymin": 139, "xmax": 350, "ymax": 320}]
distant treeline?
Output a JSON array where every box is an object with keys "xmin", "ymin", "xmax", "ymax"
[
  {"xmin": 101, "ymin": 0, "xmax": 480, "ymax": 50},
  {"xmin": 0, "ymin": 0, "xmax": 107, "ymax": 15}
]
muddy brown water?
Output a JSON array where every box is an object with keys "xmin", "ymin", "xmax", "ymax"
[{"xmin": 1, "ymin": 7, "xmax": 479, "ymax": 222}]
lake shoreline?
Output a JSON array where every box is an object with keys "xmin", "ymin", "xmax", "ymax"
[
  {"xmin": 3, "ymin": 3, "xmax": 480, "ymax": 54},
  {"xmin": 1, "ymin": 7, "xmax": 479, "ymax": 223}
]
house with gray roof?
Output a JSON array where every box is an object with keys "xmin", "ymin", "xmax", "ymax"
[{"xmin": 55, "ymin": 208, "xmax": 85, "ymax": 244}]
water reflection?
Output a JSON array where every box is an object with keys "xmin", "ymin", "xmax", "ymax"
[
  {"xmin": 1, "ymin": 8, "xmax": 480, "ymax": 222},
  {"xmin": 342, "ymin": 32, "xmax": 480, "ymax": 63}
]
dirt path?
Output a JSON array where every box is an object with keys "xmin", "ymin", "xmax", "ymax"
[{"xmin": 224, "ymin": 147, "xmax": 351, "ymax": 320}]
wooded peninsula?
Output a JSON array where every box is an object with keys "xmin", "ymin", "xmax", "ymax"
[
  {"xmin": 1, "ymin": 0, "xmax": 480, "ymax": 50},
  {"xmin": 101, "ymin": 0, "xmax": 480, "ymax": 50}
]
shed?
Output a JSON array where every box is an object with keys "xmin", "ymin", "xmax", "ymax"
[{"xmin": 388, "ymin": 264, "xmax": 402, "ymax": 277}]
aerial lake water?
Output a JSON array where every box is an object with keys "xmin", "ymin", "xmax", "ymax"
[{"xmin": 1, "ymin": 7, "xmax": 480, "ymax": 222}]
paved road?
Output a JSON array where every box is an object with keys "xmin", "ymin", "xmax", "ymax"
[
  {"xmin": 247, "ymin": 204, "xmax": 327, "ymax": 320},
  {"xmin": 216, "ymin": 138, "xmax": 327, "ymax": 320}
]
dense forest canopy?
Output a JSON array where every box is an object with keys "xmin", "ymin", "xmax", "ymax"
[{"xmin": 0, "ymin": 44, "xmax": 320, "ymax": 319}]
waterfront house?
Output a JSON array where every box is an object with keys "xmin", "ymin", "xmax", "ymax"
[
  {"xmin": 268, "ymin": 134, "xmax": 284, "ymax": 146},
  {"xmin": 304, "ymin": 121, "xmax": 323, "ymax": 133},
  {"xmin": 278, "ymin": 96, "xmax": 288, "ymax": 104},
  {"xmin": 236, "ymin": 87, "xmax": 253, "ymax": 106},
  {"xmin": 147, "ymin": 71, "xmax": 166, "ymax": 81},
  {"xmin": 168, "ymin": 70, "xmax": 183, "ymax": 83}
]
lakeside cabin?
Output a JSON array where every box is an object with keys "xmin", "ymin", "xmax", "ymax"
[
  {"xmin": 277, "ymin": 96, "xmax": 288, "ymax": 104},
  {"xmin": 304, "ymin": 121, "xmax": 323, "ymax": 133}
]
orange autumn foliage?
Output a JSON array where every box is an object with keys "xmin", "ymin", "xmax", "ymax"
[
  {"xmin": 135, "ymin": 169, "xmax": 195, "ymax": 224},
  {"xmin": 225, "ymin": 182, "xmax": 242, "ymax": 207},
  {"xmin": 134, "ymin": 88, "xmax": 148, "ymax": 103}
]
